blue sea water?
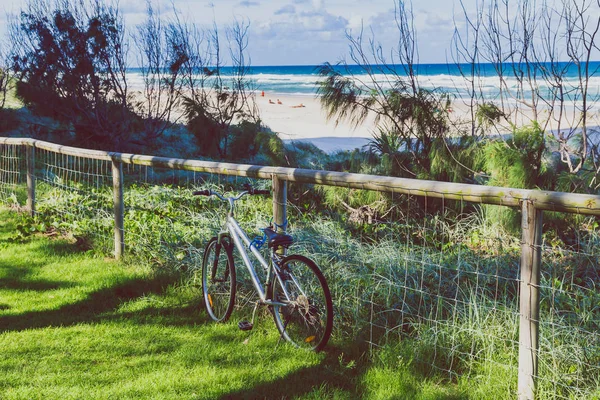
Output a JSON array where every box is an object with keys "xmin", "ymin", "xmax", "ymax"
[
  {"xmin": 128, "ymin": 62, "xmax": 600, "ymax": 104},
  {"xmin": 247, "ymin": 63, "xmax": 600, "ymax": 101}
]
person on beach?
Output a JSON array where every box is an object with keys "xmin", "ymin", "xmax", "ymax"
[
  {"xmin": 269, "ymin": 99, "xmax": 275, "ymax": 104},
  {"xmin": 277, "ymin": 99, "xmax": 282, "ymax": 104},
  {"xmin": 291, "ymin": 103, "xmax": 305, "ymax": 108}
]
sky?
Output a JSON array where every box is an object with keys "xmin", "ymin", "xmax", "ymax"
[
  {"xmin": 0, "ymin": 0, "xmax": 477, "ymax": 66},
  {"xmin": 1, "ymin": 0, "xmax": 598, "ymax": 66}
]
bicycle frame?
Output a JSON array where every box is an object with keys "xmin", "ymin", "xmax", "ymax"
[
  {"xmin": 223, "ymin": 215, "xmax": 293, "ymax": 306},
  {"xmin": 198, "ymin": 188, "xmax": 333, "ymax": 351}
]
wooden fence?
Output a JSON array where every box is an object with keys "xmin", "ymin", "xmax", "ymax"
[{"xmin": 3, "ymin": 137, "xmax": 600, "ymax": 399}]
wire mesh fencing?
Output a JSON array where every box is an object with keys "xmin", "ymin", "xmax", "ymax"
[
  {"xmin": 287, "ymin": 192, "xmax": 599, "ymax": 398},
  {"xmin": 536, "ymin": 218, "xmax": 600, "ymax": 399},
  {"xmin": 31, "ymin": 148, "xmax": 115, "ymax": 252},
  {"xmin": 0, "ymin": 143, "xmax": 24, "ymax": 206},
  {"xmin": 0, "ymin": 139, "xmax": 598, "ymax": 399},
  {"xmin": 287, "ymin": 193, "xmax": 522, "ymax": 396}
]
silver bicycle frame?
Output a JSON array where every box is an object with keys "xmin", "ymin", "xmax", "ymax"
[{"xmin": 225, "ymin": 215, "xmax": 292, "ymax": 305}]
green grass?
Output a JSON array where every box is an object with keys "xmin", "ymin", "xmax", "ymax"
[
  {"xmin": 0, "ymin": 209, "xmax": 465, "ymax": 399},
  {"xmin": 7, "ymin": 178, "xmax": 600, "ymax": 399}
]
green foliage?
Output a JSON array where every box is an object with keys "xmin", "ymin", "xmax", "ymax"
[
  {"xmin": 429, "ymin": 136, "xmax": 484, "ymax": 183},
  {"xmin": 254, "ymin": 130, "xmax": 287, "ymax": 166},
  {"xmin": 478, "ymin": 123, "xmax": 548, "ymax": 231},
  {"xmin": 11, "ymin": 212, "xmax": 63, "ymax": 242},
  {"xmin": 0, "ymin": 67, "xmax": 11, "ymax": 110},
  {"xmin": 317, "ymin": 186, "xmax": 392, "ymax": 224},
  {"xmin": 12, "ymin": 1, "xmax": 134, "ymax": 149},
  {"xmin": 365, "ymin": 128, "xmax": 413, "ymax": 177},
  {"xmin": 555, "ymin": 169, "xmax": 597, "ymax": 194},
  {"xmin": 316, "ymin": 63, "xmax": 371, "ymax": 128},
  {"xmin": 475, "ymin": 102, "xmax": 505, "ymax": 133},
  {"xmin": 481, "ymin": 123, "xmax": 546, "ymax": 189},
  {"xmin": 284, "ymin": 141, "xmax": 328, "ymax": 170},
  {"xmin": 367, "ymin": 127, "xmax": 403, "ymax": 156},
  {"xmin": 0, "ymin": 108, "xmax": 21, "ymax": 133},
  {"xmin": 182, "ymin": 97, "xmax": 225, "ymax": 157},
  {"xmin": 316, "ymin": 63, "xmax": 451, "ymax": 170},
  {"xmin": 324, "ymin": 149, "xmax": 377, "ymax": 174},
  {"xmin": 385, "ymin": 89, "xmax": 451, "ymax": 153},
  {"xmin": 228, "ymin": 120, "xmax": 262, "ymax": 159}
]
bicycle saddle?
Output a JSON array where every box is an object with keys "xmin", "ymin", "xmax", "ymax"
[{"xmin": 263, "ymin": 228, "xmax": 294, "ymax": 249}]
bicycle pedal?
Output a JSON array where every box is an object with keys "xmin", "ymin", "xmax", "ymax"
[{"xmin": 238, "ymin": 320, "xmax": 253, "ymax": 331}]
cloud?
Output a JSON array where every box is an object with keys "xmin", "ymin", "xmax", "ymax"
[
  {"xmin": 237, "ymin": 1, "xmax": 260, "ymax": 7},
  {"xmin": 119, "ymin": 0, "xmax": 174, "ymax": 15},
  {"xmin": 275, "ymin": 5, "xmax": 296, "ymax": 15},
  {"xmin": 352, "ymin": 6, "xmax": 455, "ymax": 63},
  {"xmin": 415, "ymin": 10, "xmax": 453, "ymax": 34},
  {"xmin": 312, "ymin": 0, "xmax": 324, "ymax": 10},
  {"xmin": 298, "ymin": 10, "xmax": 348, "ymax": 32},
  {"xmin": 256, "ymin": 7, "xmax": 348, "ymax": 42},
  {"xmin": 292, "ymin": 0, "xmax": 310, "ymax": 3}
]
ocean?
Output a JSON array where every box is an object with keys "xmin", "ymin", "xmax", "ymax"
[{"xmin": 128, "ymin": 62, "xmax": 600, "ymax": 105}]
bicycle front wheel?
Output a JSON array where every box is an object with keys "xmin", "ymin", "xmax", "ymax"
[
  {"xmin": 270, "ymin": 255, "xmax": 333, "ymax": 351},
  {"xmin": 202, "ymin": 236, "xmax": 236, "ymax": 322}
]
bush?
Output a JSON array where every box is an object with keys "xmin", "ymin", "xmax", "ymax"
[
  {"xmin": 0, "ymin": 108, "xmax": 21, "ymax": 133},
  {"xmin": 482, "ymin": 123, "xmax": 546, "ymax": 189},
  {"xmin": 254, "ymin": 130, "xmax": 286, "ymax": 166},
  {"xmin": 480, "ymin": 123, "xmax": 549, "ymax": 231},
  {"xmin": 228, "ymin": 120, "xmax": 262, "ymax": 160}
]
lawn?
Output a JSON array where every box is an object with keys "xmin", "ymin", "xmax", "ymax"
[{"xmin": 0, "ymin": 209, "xmax": 463, "ymax": 399}]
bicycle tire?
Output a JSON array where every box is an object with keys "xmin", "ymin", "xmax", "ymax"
[
  {"xmin": 269, "ymin": 254, "xmax": 333, "ymax": 351},
  {"xmin": 202, "ymin": 236, "xmax": 236, "ymax": 322}
]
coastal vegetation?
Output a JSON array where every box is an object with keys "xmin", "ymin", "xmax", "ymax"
[
  {"xmin": 1, "ymin": 0, "xmax": 600, "ymax": 398},
  {"xmin": 1, "ymin": 0, "xmax": 599, "ymax": 194}
]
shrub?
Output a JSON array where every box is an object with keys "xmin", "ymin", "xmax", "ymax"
[
  {"xmin": 228, "ymin": 120, "xmax": 262, "ymax": 160},
  {"xmin": 0, "ymin": 109, "xmax": 21, "ymax": 133}
]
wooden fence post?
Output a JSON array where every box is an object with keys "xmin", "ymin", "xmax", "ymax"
[
  {"xmin": 272, "ymin": 175, "xmax": 287, "ymax": 234},
  {"xmin": 112, "ymin": 160, "xmax": 124, "ymax": 260},
  {"xmin": 26, "ymin": 144, "xmax": 36, "ymax": 216},
  {"xmin": 518, "ymin": 200, "xmax": 543, "ymax": 400}
]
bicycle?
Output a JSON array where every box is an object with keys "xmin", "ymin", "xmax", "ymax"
[{"xmin": 194, "ymin": 186, "xmax": 333, "ymax": 351}]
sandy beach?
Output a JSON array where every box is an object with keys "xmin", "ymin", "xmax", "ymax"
[
  {"xmin": 257, "ymin": 91, "xmax": 576, "ymax": 154},
  {"xmin": 256, "ymin": 93, "xmax": 374, "ymax": 153}
]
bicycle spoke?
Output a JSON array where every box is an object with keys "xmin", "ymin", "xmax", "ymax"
[
  {"xmin": 202, "ymin": 237, "xmax": 236, "ymax": 322},
  {"xmin": 271, "ymin": 255, "xmax": 333, "ymax": 351}
]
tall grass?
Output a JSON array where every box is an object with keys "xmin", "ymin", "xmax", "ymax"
[{"xmin": 8, "ymin": 177, "xmax": 600, "ymax": 399}]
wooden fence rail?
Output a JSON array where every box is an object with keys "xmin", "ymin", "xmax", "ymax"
[
  {"xmin": 3, "ymin": 136, "xmax": 600, "ymax": 400},
  {"xmin": 4, "ymin": 137, "xmax": 600, "ymax": 215}
]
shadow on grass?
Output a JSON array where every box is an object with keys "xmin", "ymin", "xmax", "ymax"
[
  {"xmin": 109, "ymin": 301, "xmax": 210, "ymax": 327},
  {"xmin": 217, "ymin": 334, "xmax": 467, "ymax": 400},
  {"xmin": 0, "ymin": 273, "xmax": 189, "ymax": 332},
  {"xmin": 41, "ymin": 238, "xmax": 93, "ymax": 256},
  {"xmin": 0, "ymin": 260, "xmax": 74, "ymax": 291},
  {"xmin": 0, "ymin": 230, "xmax": 96, "ymax": 292},
  {"xmin": 218, "ymin": 343, "xmax": 366, "ymax": 400}
]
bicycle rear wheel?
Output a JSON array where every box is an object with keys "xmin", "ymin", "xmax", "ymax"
[
  {"xmin": 270, "ymin": 254, "xmax": 333, "ymax": 351},
  {"xmin": 202, "ymin": 236, "xmax": 236, "ymax": 322}
]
